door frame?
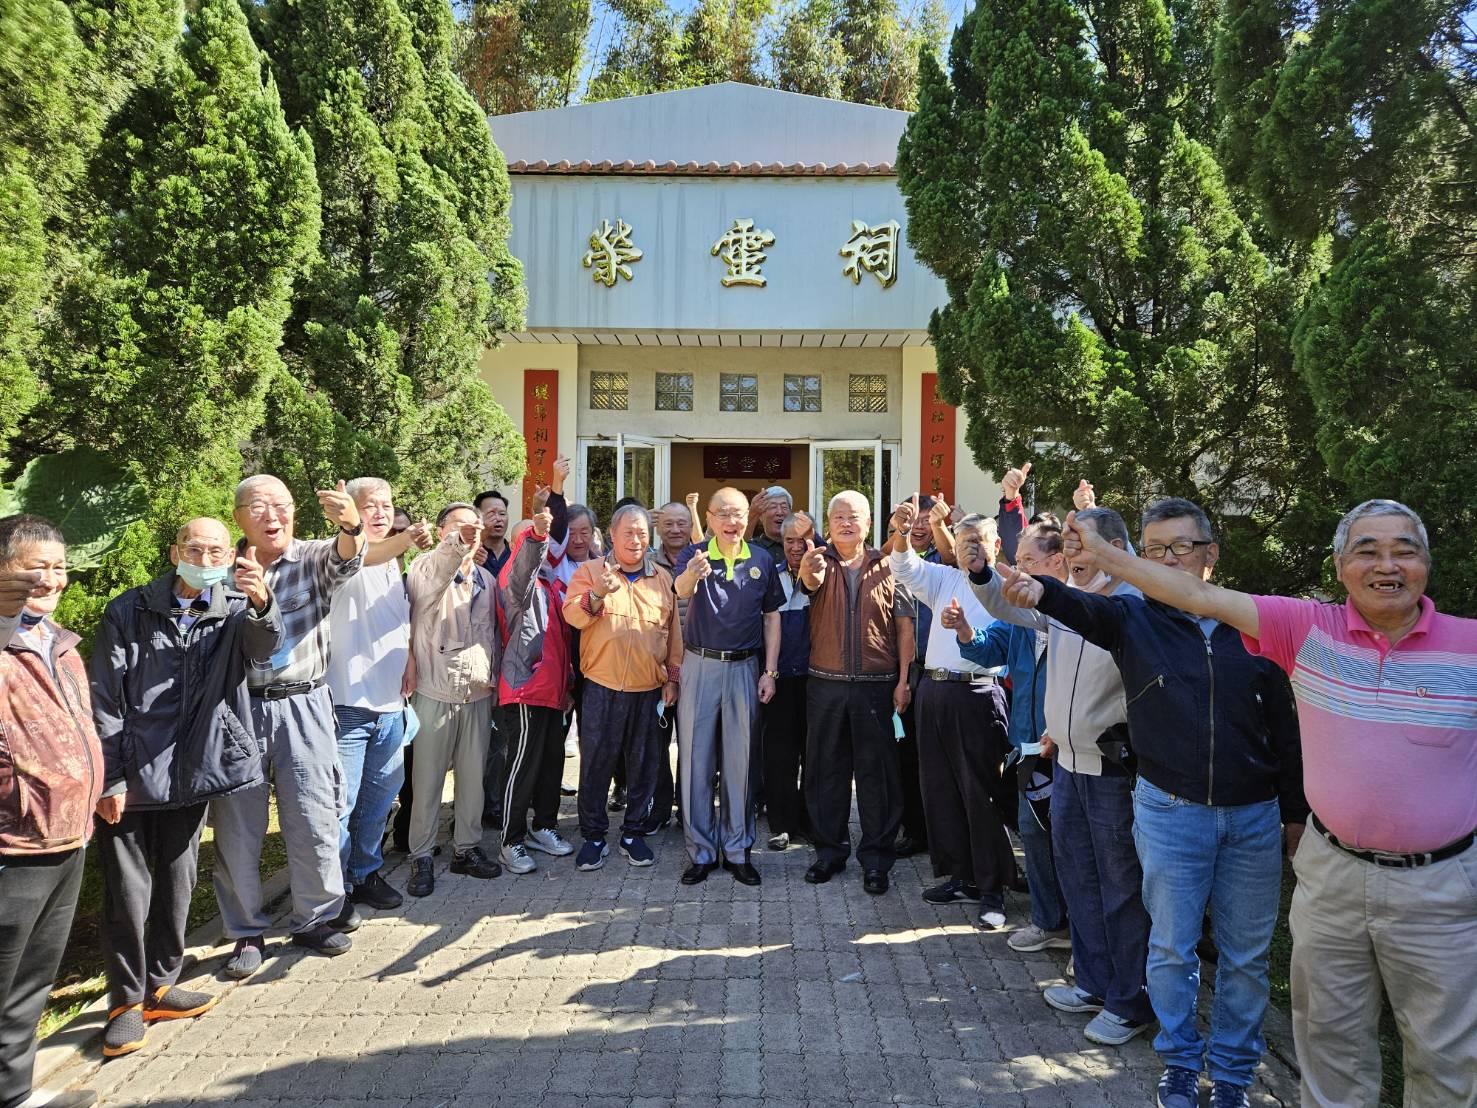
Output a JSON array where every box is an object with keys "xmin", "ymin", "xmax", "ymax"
[{"xmin": 809, "ymin": 439, "xmax": 898, "ymax": 544}]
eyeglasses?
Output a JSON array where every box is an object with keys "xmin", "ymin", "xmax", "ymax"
[
  {"xmin": 239, "ymin": 500, "xmax": 294, "ymax": 519},
  {"xmin": 710, "ymin": 509, "xmax": 747, "ymax": 521},
  {"xmin": 180, "ymin": 544, "xmax": 233, "ymax": 564},
  {"xmin": 1143, "ymin": 540, "xmax": 1213, "ymax": 560},
  {"xmin": 1016, "ymin": 553, "xmax": 1059, "ymax": 572}
]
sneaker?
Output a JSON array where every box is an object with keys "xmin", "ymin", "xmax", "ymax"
[
  {"xmin": 102, "ymin": 1004, "xmax": 146, "ymax": 1058},
  {"xmin": 224, "ymin": 935, "xmax": 265, "ymax": 980},
  {"xmin": 576, "ymin": 839, "xmax": 609, "ymax": 871},
  {"xmin": 501, "ymin": 842, "xmax": 536, "ymax": 874},
  {"xmin": 450, "ymin": 846, "xmax": 501, "ymax": 879},
  {"xmin": 291, "ymin": 923, "xmax": 352, "ymax": 957},
  {"xmin": 1084, "ymin": 1009, "xmax": 1154, "ymax": 1045},
  {"xmin": 407, "ymin": 856, "xmax": 435, "ymax": 897},
  {"xmin": 979, "ymin": 910, "xmax": 1007, "ymax": 930},
  {"xmin": 564, "ymin": 736, "xmax": 577, "ymax": 758},
  {"xmin": 349, "ymin": 869, "xmax": 404, "ymax": 910},
  {"xmin": 767, "ymin": 832, "xmax": 790, "ymax": 851},
  {"xmin": 526, "ymin": 827, "xmax": 575, "ymax": 856},
  {"xmin": 922, "ymin": 878, "xmax": 980, "ymax": 904},
  {"xmin": 1210, "ymin": 1081, "xmax": 1250, "ymax": 1108},
  {"xmin": 143, "ymin": 985, "xmax": 216, "ymax": 1021},
  {"xmin": 608, "ymin": 785, "xmax": 627, "ymax": 811},
  {"xmin": 1157, "ymin": 1066, "xmax": 1200, "ymax": 1108},
  {"xmin": 1008, "ymin": 924, "xmax": 1073, "ymax": 953},
  {"xmin": 1042, "ymin": 985, "xmax": 1104, "ymax": 1014},
  {"xmin": 619, "ymin": 836, "xmax": 655, "ymax": 866}
]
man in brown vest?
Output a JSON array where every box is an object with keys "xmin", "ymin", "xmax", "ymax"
[{"xmin": 798, "ymin": 490, "xmax": 916, "ymax": 895}]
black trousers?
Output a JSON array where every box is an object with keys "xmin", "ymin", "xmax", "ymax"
[
  {"xmin": 805, "ymin": 678, "xmax": 902, "ymax": 872},
  {"xmin": 915, "ymin": 678, "xmax": 1015, "ymax": 907},
  {"xmin": 577, "ymin": 682, "xmax": 662, "ymax": 842},
  {"xmin": 98, "ymin": 804, "xmax": 207, "ymax": 1009},
  {"xmin": 482, "ymin": 716, "xmax": 508, "ymax": 826},
  {"xmin": 0, "ymin": 848, "xmax": 84, "ymax": 1108},
  {"xmin": 762, "ymin": 676, "xmax": 809, "ymax": 837},
  {"xmin": 392, "ymin": 743, "xmax": 414, "ymax": 850},
  {"xmin": 897, "ymin": 690, "xmax": 928, "ymax": 846},
  {"xmin": 640, "ymin": 727, "xmax": 677, "ymax": 834},
  {"xmin": 499, "ymin": 703, "xmax": 565, "ymax": 845}
]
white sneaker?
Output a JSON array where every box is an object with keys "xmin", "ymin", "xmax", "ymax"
[
  {"xmin": 979, "ymin": 910, "xmax": 1007, "ymax": 930},
  {"xmin": 527, "ymin": 827, "xmax": 575, "ymax": 856},
  {"xmin": 500, "ymin": 842, "xmax": 536, "ymax": 874},
  {"xmin": 1042, "ymin": 984, "xmax": 1104, "ymax": 1014},
  {"xmin": 767, "ymin": 832, "xmax": 790, "ymax": 851},
  {"xmin": 1008, "ymin": 924, "xmax": 1073, "ymax": 952},
  {"xmin": 563, "ymin": 736, "xmax": 577, "ymax": 758},
  {"xmin": 1084, "ymin": 1009, "xmax": 1153, "ymax": 1045}
]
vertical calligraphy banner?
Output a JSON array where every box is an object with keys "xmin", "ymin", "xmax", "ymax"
[
  {"xmin": 919, "ymin": 373, "xmax": 956, "ymax": 504},
  {"xmin": 522, "ymin": 370, "xmax": 559, "ymax": 518}
]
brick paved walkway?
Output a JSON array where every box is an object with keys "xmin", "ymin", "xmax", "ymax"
[{"xmin": 54, "ymin": 757, "xmax": 1299, "ymax": 1107}]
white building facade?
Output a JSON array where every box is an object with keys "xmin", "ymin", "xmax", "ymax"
[{"xmin": 481, "ymin": 82, "xmax": 1002, "ymax": 533}]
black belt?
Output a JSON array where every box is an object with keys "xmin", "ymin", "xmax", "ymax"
[
  {"xmin": 1310, "ymin": 812, "xmax": 1474, "ymax": 869},
  {"xmin": 688, "ymin": 646, "xmax": 758, "ymax": 662},
  {"xmin": 924, "ymin": 668, "xmax": 998, "ymax": 685},
  {"xmin": 250, "ymin": 676, "xmax": 326, "ymax": 700}
]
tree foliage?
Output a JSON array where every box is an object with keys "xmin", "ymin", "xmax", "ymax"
[
  {"xmin": 897, "ymin": 0, "xmax": 1339, "ymax": 593},
  {"xmin": 457, "ymin": 0, "xmax": 590, "ymax": 115}
]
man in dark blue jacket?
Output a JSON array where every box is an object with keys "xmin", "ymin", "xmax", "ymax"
[
  {"xmin": 996, "ymin": 498, "xmax": 1306, "ymax": 1108},
  {"xmin": 89, "ymin": 517, "xmax": 282, "ymax": 1059}
]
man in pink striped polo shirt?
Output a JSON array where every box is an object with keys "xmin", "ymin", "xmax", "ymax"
[{"xmin": 1036, "ymin": 499, "xmax": 1476, "ymax": 1108}]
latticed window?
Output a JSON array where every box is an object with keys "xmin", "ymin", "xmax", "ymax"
[
  {"xmin": 589, "ymin": 371, "xmax": 628, "ymax": 411},
  {"xmin": 848, "ymin": 373, "xmax": 888, "ymax": 413},
  {"xmin": 783, "ymin": 374, "xmax": 822, "ymax": 413},
  {"xmin": 655, "ymin": 372, "xmax": 694, "ymax": 411},
  {"xmin": 719, "ymin": 373, "xmax": 759, "ymax": 412}
]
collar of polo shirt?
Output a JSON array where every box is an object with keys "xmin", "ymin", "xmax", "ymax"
[{"xmin": 706, "ymin": 535, "xmax": 750, "ymax": 581}]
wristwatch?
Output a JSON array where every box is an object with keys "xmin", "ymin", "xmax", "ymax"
[
  {"xmin": 764, "ymin": 669, "xmax": 780, "ymax": 679},
  {"xmin": 339, "ymin": 521, "xmax": 364, "ymax": 537}
]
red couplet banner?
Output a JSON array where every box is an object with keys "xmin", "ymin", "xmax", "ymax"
[
  {"xmin": 919, "ymin": 372, "xmax": 956, "ymax": 504},
  {"xmin": 521, "ymin": 370, "xmax": 559, "ymax": 518}
]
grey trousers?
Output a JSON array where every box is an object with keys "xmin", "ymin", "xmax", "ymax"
[
  {"xmin": 676, "ymin": 650, "xmax": 758, "ymax": 865},
  {"xmin": 211, "ymin": 685, "xmax": 345, "ymax": 937},
  {"xmin": 408, "ymin": 692, "xmax": 492, "ymax": 859}
]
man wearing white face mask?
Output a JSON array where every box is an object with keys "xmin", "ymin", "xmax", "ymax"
[{"xmin": 969, "ymin": 502, "xmax": 1155, "ymax": 1048}]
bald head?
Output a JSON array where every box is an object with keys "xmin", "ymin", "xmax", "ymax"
[
  {"xmin": 706, "ymin": 486, "xmax": 750, "ymax": 552},
  {"xmin": 235, "ymin": 474, "xmax": 289, "ymax": 508}
]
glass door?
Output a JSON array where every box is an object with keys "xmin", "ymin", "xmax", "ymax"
[
  {"xmin": 809, "ymin": 440, "xmax": 896, "ymax": 544},
  {"xmin": 577, "ymin": 436, "xmax": 669, "ymax": 526}
]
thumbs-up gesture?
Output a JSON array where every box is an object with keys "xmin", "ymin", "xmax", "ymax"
[
  {"xmin": 687, "ymin": 548, "xmax": 713, "ymax": 581},
  {"xmin": 685, "ymin": 491, "xmax": 700, "ymax": 516},
  {"xmin": 998, "ymin": 563, "xmax": 1045, "ymax": 609},
  {"xmin": 532, "ymin": 483, "xmax": 552, "ymax": 511},
  {"xmin": 458, "ymin": 518, "xmax": 483, "ymax": 549},
  {"xmin": 1002, "ymin": 461, "xmax": 1033, "ymax": 501},
  {"xmin": 409, "ymin": 518, "xmax": 434, "ymax": 550},
  {"xmin": 0, "ymin": 569, "xmax": 45, "ymax": 618},
  {"xmin": 592, "ymin": 562, "xmax": 624, "ymax": 599},
  {"xmin": 1062, "ymin": 510, "xmax": 1098, "ymax": 560},
  {"xmin": 799, "ymin": 537, "xmax": 827, "ymax": 587},
  {"xmin": 531, "ymin": 507, "xmax": 554, "ymax": 539},
  {"xmin": 316, "ymin": 479, "xmax": 361, "ymax": 530},
  {"xmin": 551, "ymin": 452, "xmax": 571, "ymax": 492},
  {"xmin": 236, "ymin": 545, "xmax": 269, "ymax": 610},
  {"xmin": 1072, "ymin": 478, "xmax": 1096, "ymax": 511},
  {"xmin": 890, "ymin": 494, "xmax": 919, "ymax": 536},
  {"xmin": 940, "ymin": 596, "xmax": 973, "ymax": 642},
  {"xmin": 928, "ymin": 494, "xmax": 951, "ymax": 527}
]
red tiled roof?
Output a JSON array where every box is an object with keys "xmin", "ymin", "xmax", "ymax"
[{"xmin": 506, "ymin": 159, "xmax": 895, "ymax": 176}]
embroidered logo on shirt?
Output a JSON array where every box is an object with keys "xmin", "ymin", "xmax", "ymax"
[{"xmin": 749, "ymin": 566, "xmax": 761, "ymax": 580}]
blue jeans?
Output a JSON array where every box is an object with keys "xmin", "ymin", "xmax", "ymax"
[
  {"xmin": 1051, "ymin": 763, "xmax": 1153, "ymax": 1023},
  {"xmin": 335, "ymin": 705, "xmax": 407, "ymax": 886},
  {"xmin": 1133, "ymin": 778, "xmax": 1282, "ymax": 1086},
  {"xmin": 1019, "ymin": 791, "xmax": 1066, "ymax": 932}
]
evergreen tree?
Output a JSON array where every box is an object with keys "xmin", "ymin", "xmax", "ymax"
[
  {"xmin": 456, "ymin": 0, "xmax": 590, "ymax": 116},
  {"xmin": 771, "ymin": 0, "xmax": 846, "ymax": 99},
  {"xmin": 897, "ymin": 0, "xmax": 1337, "ymax": 592}
]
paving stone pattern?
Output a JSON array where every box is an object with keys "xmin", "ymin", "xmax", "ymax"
[{"xmin": 65, "ymin": 762, "xmax": 1297, "ymax": 1107}]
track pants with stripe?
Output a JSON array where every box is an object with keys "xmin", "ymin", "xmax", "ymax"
[{"xmin": 499, "ymin": 703, "xmax": 566, "ymax": 846}]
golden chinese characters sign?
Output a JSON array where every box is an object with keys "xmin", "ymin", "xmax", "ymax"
[
  {"xmin": 920, "ymin": 373, "xmax": 956, "ymax": 503},
  {"xmin": 840, "ymin": 219, "xmax": 899, "ymax": 288},
  {"xmin": 582, "ymin": 218, "xmax": 642, "ymax": 286},
  {"xmin": 711, "ymin": 218, "xmax": 776, "ymax": 287},
  {"xmin": 522, "ymin": 370, "xmax": 559, "ymax": 517}
]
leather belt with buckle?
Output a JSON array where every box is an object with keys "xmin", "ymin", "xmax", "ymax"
[
  {"xmin": 689, "ymin": 646, "xmax": 758, "ymax": 663},
  {"xmin": 1310, "ymin": 812, "xmax": 1474, "ymax": 869},
  {"xmin": 926, "ymin": 668, "xmax": 997, "ymax": 685},
  {"xmin": 250, "ymin": 676, "xmax": 326, "ymax": 700}
]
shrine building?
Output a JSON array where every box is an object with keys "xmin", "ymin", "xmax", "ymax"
[{"xmin": 480, "ymin": 82, "xmax": 1004, "ymax": 532}]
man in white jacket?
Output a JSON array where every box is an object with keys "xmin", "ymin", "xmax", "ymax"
[{"xmin": 970, "ymin": 505, "xmax": 1154, "ymax": 1047}]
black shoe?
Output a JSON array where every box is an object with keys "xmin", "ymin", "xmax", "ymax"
[
  {"xmin": 329, "ymin": 902, "xmax": 362, "ymax": 933},
  {"xmin": 608, "ymin": 785, "xmax": 627, "ymax": 811},
  {"xmin": 450, "ymin": 846, "xmax": 501, "ymax": 879},
  {"xmin": 724, "ymin": 859, "xmax": 761, "ymax": 886},
  {"xmin": 407, "ymin": 857, "xmax": 435, "ymax": 897},
  {"xmin": 894, "ymin": 835, "xmax": 927, "ymax": 857},
  {"xmin": 922, "ymin": 878, "xmax": 980, "ymax": 904},
  {"xmin": 863, "ymin": 869, "xmax": 889, "ymax": 895},
  {"xmin": 560, "ymin": 785, "xmax": 577, "ymax": 796},
  {"xmin": 349, "ymin": 870, "xmax": 404, "ymax": 910},
  {"xmin": 680, "ymin": 861, "xmax": 717, "ymax": 885},
  {"xmin": 804, "ymin": 859, "xmax": 844, "ymax": 884},
  {"xmin": 291, "ymin": 923, "xmax": 352, "ymax": 956}
]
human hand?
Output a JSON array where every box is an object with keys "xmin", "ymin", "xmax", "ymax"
[
  {"xmin": 592, "ymin": 563, "xmax": 623, "ymax": 599},
  {"xmin": 758, "ymin": 672, "xmax": 776, "ymax": 704},
  {"xmin": 1039, "ymin": 734, "xmax": 1057, "ymax": 759},
  {"xmin": 531, "ymin": 508, "xmax": 554, "ymax": 539},
  {"xmin": 459, "ymin": 519, "xmax": 483, "ymax": 548},
  {"xmin": 0, "ymin": 569, "xmax": 45, "ymax": 618},
  {"xmin": 750, "ymin": 489, "xmax": 770, "ymax": 517},
  {"xmin": 1072, "ymin": 478, "xmax": 1096, "ymax": 511},
  {"xmin": 940, "ymin": 596, "xmax": 973, "ymax": 642},
  {"xmin": 401, "ymin": 656, "xmax": 417, "ymax": 698},
  {"xmin": 890, "ymin": 494, "xmax": 919, "ymax": 536},
  {"xmin": 316, "ymin": 480, "xmax": 361, "ymax": 530},
  {"xmin": 662, "ymin": 681, "xmax": 679, "ymax": 707},
  {"xmin": 96, "ymin": 794, "xmax": 125, "ymax": 824},
  {"xmin": 473, "ymin": 544, "xmax": 488, "ymax": 566},
  {"xmin": 1002, "ymin": 461, "xmax": 1032, "ymax": 501},
  {"xmin": 532, "ymin": 484, "xmax": 552, "ymax": 511},
  {"xmin": 235, "ymin": 546, "xmax": 269, "ymax": 609},
  {"xmin": 1061, "ymin": 510, "xmax": 1103, "ymax": 561},
  {"xmin": 893, "ymin": 679, "xmax": 912, "ymax": 714},
  {"xmin": 686, "ymin": 549, "xmax": 712, "ymax": 581},
  {"xmin": 799, "ymin": 538, "xmax": 826, "ymax": 582},
  {"xmin": 998, "ymin": 563, "xmax": 1045, "ymax": 608},
  {"xmin": 409, "ymin": 519, "xmax": 434, "ymax": 550},
  {"xmin": 685, "ymin": 491, "xmax": 700, "ymax": 516},
  {"xmin": 928, "ymin": 495, "xmax": 950, "ymax": 527},
  {"xmin": 551, "ymin": 453, "xmax": 571, "ymax": 493}
]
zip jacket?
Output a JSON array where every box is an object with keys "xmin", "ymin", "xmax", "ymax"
[
  {"xmin": 959, "ymin": 620, "xmax": 1048, "ymax": 751},
  {"xmin": 563, "ymin": 556, "xmax": 682, "ymax": 693},
  {"xmin": 0, "ymin": 616, "xmax": 105, "ymax": 855},
  {"xmin": 89, "ymin": 572, "xmax": 283, "ymax": 810},
  {"xmin": 497, "ymin": 532, "xmax": 568, "ymax": 710},
  {"xmin": 1034, "ymin": 574, "xmax": 1308, "ymax": 819}
]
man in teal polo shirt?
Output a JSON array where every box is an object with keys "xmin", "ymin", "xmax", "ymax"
[{"xmin": 674, "ymin": 487, "xmax": 784, "ymax": 886}]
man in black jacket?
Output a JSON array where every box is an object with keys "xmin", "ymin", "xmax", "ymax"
[
  {"xmin": 997, "ymin": 498, "xmax": 1306, "ymax": 1108},
  {"xmin": 89, "ymin": 518, "xmax": 281, "ymax": 1059}
]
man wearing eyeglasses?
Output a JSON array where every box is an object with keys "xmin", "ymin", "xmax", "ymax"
[
  {"xmin": 994, "ymin": 496, "xmax": 1307, "ymax": 1108},
  {"xmin": 211, "ymin": 474, "xmax": 366, "ymax": 978}
]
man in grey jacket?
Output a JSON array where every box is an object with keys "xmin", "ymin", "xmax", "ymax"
[{"xmin": 89, "ymin": 517, "xmax": 281, "ymax": 1059}]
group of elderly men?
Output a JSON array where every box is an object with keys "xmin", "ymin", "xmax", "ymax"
[{"xmin": 0, "ymin": 449, "xmax": 1473, "ymax": 1108}]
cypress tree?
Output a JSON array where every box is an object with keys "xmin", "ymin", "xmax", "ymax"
[{"xmin": 897, "ymin": 0, "xmax": 1337, "ymax": 592}]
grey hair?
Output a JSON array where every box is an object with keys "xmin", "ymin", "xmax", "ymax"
[
  {"xmin": 234, "ymin": 473, "xmax": 287, "ymax": 508},
  {"xmin": 436, "ymin": 501, "xmax": 477, "ymax": 527},
  {"xmin": 765, "ymin": 486, "xmax": 794, "ymax": 507},
  {"xmin": 1074, "ymin": 506, "xmax": 1132, "ymax": 551},
  {"xmin": 781, "ymin": 511, "xmax": 815, "ymax": 535},
  {"xmin": 658, "ymin": 501, "xmax": 690, "ymax": 517},
  {"xmin": 827, "ymin": 490, "xmax": 870, "ymax": 518},
  {"xmin": 566, "ymin": 504, "xmax": 598, "ymax": 531},
  {"xmin": 0, "ymin": 514, "xmax": 66, "ymax": 564},
  {"xmin": 345, "ymin": 477, "xmax": 391, "ymax": 504},
  {"xmin": 1140, "ymin": 497, "xmax": 1214, "ymax": 543},
  {"xmin": 609, "ymin": 503, "xmax": 652, "ymax": 535},
  {"xmin": 1333, "ymin": 499, "xmax": 1430, "ymax": 559},
  {"xmin": 953, "ymin": 513, "xmax": 998, "ymax": 543}
]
